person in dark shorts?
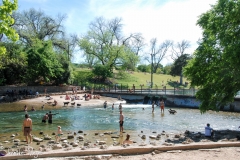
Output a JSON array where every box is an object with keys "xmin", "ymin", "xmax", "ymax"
[
  {"xmin": 22, "ymin": 114, "xmax": 32, "ymax": 144},
  {"xmin": 119, "ymin": 111, "xmax": 124, "ymax": 134},
  {"xmin": 48, "ymin": 111, "xmax": 56, "ymax": 124}
]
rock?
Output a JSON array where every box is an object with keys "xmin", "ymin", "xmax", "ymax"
[
  {"xmin": 72, "ymin": 143, "xmax": 78, "ymax": 147},
  {"xmin": 152, "ymin": 152, "xmax": 156, "ymax": 155},
  {"xmin": 67, "ymin": 134, "xmax": 74, "ymax": 139},
  {"xmin": 229, "ymin": 138, "xmax": 238, "ymax": 142},
  {"xmin": 44, "ymin": 136, "xmax": 51, "ymax": 140},
  {"xmin": 74, "ymin": 132, "xmax": 77, "ymax": 135},
  {"xmin": 98, "ymin": 141, "xmax": 106, "ymax": 145},
  {"xmin": 111, "ymin": 135, "xmax": 119, "ymax": 138},
  {"xmin": 60, "ymin": 137, "xmax": 67, "ymax": 141},
  {"xmin": 149, "ymin": 135, "xmax": 157, "ymax": 139},
  {"xmin": 52, "ymin": 132, "xmax": 56, "ymax": 135},
  {"xmin": 95, "ymin": 133, "xmax": 99, "ymax": 135},
  {"xmin": 174, "ymin": 134, "xmax": 180, "ymax": 138},
  {"xmin": 100, "ymin": 145, "xmax": 107, "ymax": 149},
  {"xmin": 52, "ymin": 144, "xmax": 62, "ymax": 150},
  {"xmin": 84, "ymin": 142, "xmax": 89, "ymax": 146},
  {"xmin": 78, "ymin": 135, "xmax": 84, "ymax": 139},
  {"xmin": 13, "ymin": 139, "xmax": 20, "ymax": 142},
  {"xmin": 141, "ymin": 131, "xmax": 143, "ymax": 133},
  {"xmin": 78, "ymin": 130, "xmax": 83, "ymax": 133},
  {"xmin": 156, "ymin": 134, "xmax": 161, "ymax": 138},
  {"xmin": 162, "ymin": 142, "xmax": 174, "ymax": 146},
  {"xmin": 62, "ymin": 140, "xmax": 68, "ymax": 143},
  {"xmin": 152, "ymin": 131, "xmax": 157, "ymax": 133},
  {"xmin": 154, "ymin": 150, "xmax": 162, "ymax": 154},
  {"xmin": 3, "ymin": 141, "xmax": 9, "ymax": 143},
  {"xmin": 37, "ymin": 142, "xmax": 40, "ymax": 145},
  {"xmin": 10, "ymin": 134, "xmax": 15, "ymax": 137},
  {"xmin": 39, "ymin": 131, "xmax": 43, "ymax": 135},
  {"xmin": 33, "ymin": 137, "xmax": 43, "ymax": 142},
  {"xmin": 185, "ymin": 130, "xmax": 190, "ymax": 134},
  {"xmin": 48, "ymin": 140, "xmax": 55, "ymax": 144},
  {"xmin": 141, "ymin": 135, "xmax": 146, "ymax": 139},
  {"xmin": 104, "ymin": 132, "xmax": 111, "ymax": 135}
]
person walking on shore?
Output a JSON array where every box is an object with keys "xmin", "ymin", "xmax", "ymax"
[
  {"xmin": 119, "ymin": 111, "xmax": 124, "ymax": 134},
  {"xmin": 23, "ymin": 114, "xmax": 32, "ymax": 144},
  {"xmin": 55, "ymin": 126, "xmax": 62, "ymax": 143}
]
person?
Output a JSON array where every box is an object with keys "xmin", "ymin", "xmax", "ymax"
[
  {"xmin": 118, "ymin": 95, "xmax": 121, "ymax": 100},
  {"xmin": 152, "ymin": 101, "xmax": 155, "ymax": 113},
  {"xmin": 53, "ymin": 99, "xmax": 57, "ymax": 106},
  {"xmin": 160, "ymin": 100, "xmax": 165, "ymax": 112},
  {"xmin": 55, "ymin": 126, "xmax": 62, "ymax": 143},
  {"xmin": 42, "ymin": 113, "xmax": 48, "ymax": 123},
  {"xmin": 22, "ymin": 114, "xmax": 32, "ymax": 144},
  {"xmin": 103, "ymin": 101, "xmax": 107, "ymax": 108},
  {"xmin": 205, "ymin": 123, "xmax": 214, "ymax": 138},
  {"xmin": 31, "ymin": 106, "xmax": 35, "ymax": 111},
  {"xmin": 48, "ymin": 111, "xmax": 56, "ymax": 124},
  {"xmin": 112, "ymin": 103, "xmax": 114, "ymax": 110},
  {"xmin": 24, "ymin": 105, "xmax": 27, "ymax": 112},
  {"xmin": 41, "ymin": 105, "xmax": 44, "ymax": 110},
  {"xmin": 132, "ymin": 84, "xmax": 135, "ymax": 93},
  {"xmin": 119, "ymin": 111, "xmax": 124, "ymax": 134},
  {"xmin": 123, "ymin": 134, "xmax": 133, "ymax": 144},
  {"xmin": 119, "ymin": 103, "xmax": 122, "ymax": 111}
]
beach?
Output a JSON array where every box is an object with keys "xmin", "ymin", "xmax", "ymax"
[{"xmin": 0, "ymin": 93, "xmax": 240, "ymax": 159}]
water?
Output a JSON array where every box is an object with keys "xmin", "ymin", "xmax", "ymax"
[{"xmin": 1, "ymin": 104, "xmax": 240, "ymax": 135}]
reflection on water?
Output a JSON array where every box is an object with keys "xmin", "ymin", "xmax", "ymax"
[{"xmin": 1, "ymin": 104, "xmax": 240, "ymax": 135}]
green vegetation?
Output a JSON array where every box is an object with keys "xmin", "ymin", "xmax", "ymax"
[{"xmin": 184, "ymin": 0, "xmax": 240, "ymax": 112}]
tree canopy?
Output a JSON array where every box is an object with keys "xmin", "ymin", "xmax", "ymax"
[{"xmin": 184, "ymin": 0, "xmax": 240, "ymax": 112}]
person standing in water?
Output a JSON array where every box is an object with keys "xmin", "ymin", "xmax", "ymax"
[
  {"xmin": 119, "ymin": 103, "xmax": 122, "ymax": 111},
  {"xmin": 112, "ymin": 103, "xmax": 114, "ymax": 110},
  {"xmin": 23, "ymin": 114, "xmax": 32, "ymax": 144},
  {"xmin": 119, "ymin": 111, "xmax": 124, "ymax": 134},
  {"xmin": 103, "ymin": 101, "xmax": 107, "ymax": 108},
  {"xmin": 48, "ymin": 111, "xmax": 56, "ymax": 124},
  {"xmin": 160, "ymin": 100, "xmax": 165, "ymax": 112},
  {"xmin": 152, "ymin": 101, "xmax": 155, "ymax": 113}
]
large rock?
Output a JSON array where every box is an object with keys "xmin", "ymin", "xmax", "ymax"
[
  {"xmin": 33, "ymin": 137, "xmax": 43, "ymax": 142},
  {"xmin": 52, "ymin": 144, "xmax": 62, "ymax": 150},
  {"xmin": 44, "ymin": 136, "xmax": 51, "ymax": 140},
  {"xmin": 149, "ymin": 135, "xmax": 157, "ymax": 139},
  {"xmin": 67, "ymin": 134, "xmax": 74, "ymax": 139},
  {"xmin": 78, "ymin": 135, "xmax": 84, "ymax": 139}
]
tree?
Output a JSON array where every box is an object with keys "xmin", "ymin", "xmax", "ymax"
[
  {"xmin": 0, "ymin": 0, "xmax": 19, "ymax": 68},
  {"xmin": 171, "ymin": 40, "xmax": 190, "ymax": 84},
  {"xmin": 92, "ymin": 65, "xmax": 112, "ymax": 82},
  {"xmin": 170, "ymin": 54, "xmax": 191, "ymax": 77},
  {"xmin": 184, "ymin": 0, "xmax": 240, "ymax": 112},
  {"xmin": 26, "ymin": 40, "xmax": 64, "ymax": 84},
  {"xmin": 145, "ymin": 38, "xmax": 172, "ymax": 73},
  {"xmin": 12, "ymin": 8, "xmax": 66, "ymax": 49},
  {"xmin": 79, "ymin": 17, "xmax": 143, "ymax": 72}
]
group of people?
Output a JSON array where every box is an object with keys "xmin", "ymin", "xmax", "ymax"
[
  {"xmin": 42, "ymin": 111, "xmax": 56, "ymax": 124},
  {"xmin": 151, "ymin": 100, "xmax": 165, "ymax": 113}
]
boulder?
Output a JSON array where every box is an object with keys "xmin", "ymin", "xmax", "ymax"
[
  {"xmin": 44, "ymin": 136, "xmax": 51, "ymax": 140},
  {"xmin": 67, "ymin": 134, "xmax": 74, "ymax": 139},
  {"xmin": 149, "ymin": 135, "xmax": 157, "ymax": 139},
  {"xmin": 52, "ymin": 144, "xmax": 62, "ymax": 150},
  {"xmin": 33, "ymin": 137, "xmax": 43, "ymax": 142},
  {"xmin": 72, "ymin": 143, "xmax": 78, "ymax": 147},
  {"xmin": 13, "ymin": 139, "xmax": 20, "ymax": 142},
  {"xmin": 78, "ymin": 130, "xmax": 83, "ymax": 133},
  {"xmin": 141, "ymin": 135, "xmax": 146, "ymax": 139},
  {"xmin": 78, "ymin": 135, "xmax": 84, "ymax": 139}
]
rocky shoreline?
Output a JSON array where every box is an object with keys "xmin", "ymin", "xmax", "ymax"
[{"xmin": 1, "ymin": 128, "xmax": 240, "ymax": 159}]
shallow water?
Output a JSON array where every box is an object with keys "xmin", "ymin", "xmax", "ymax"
[{"xmin": 1, "ymin": 104, "xmax": 240, "ymax": 135}]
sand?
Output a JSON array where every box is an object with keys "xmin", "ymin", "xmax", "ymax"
[{"xmin": 0, "ymin": 94, "xmax": 240, "ymax": 159}]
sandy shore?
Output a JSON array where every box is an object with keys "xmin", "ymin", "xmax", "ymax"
[{"xmin": 0, "ymin": 94, "xmax": 240, "ymax": 159}]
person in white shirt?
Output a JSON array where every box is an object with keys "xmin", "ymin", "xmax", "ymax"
[{"xmin": 205, "ymin": 123, "xmax": 214, "ymax": 138}]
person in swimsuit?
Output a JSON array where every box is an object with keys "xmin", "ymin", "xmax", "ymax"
[
  {"xmin": 48, "ymin": 111, "xmax": 56, "ymax": 124},
  {"xmin": 42, "ymin": 113, "xmax": 48, "ymax": 123},
  {"xmin": 119, "ymin": 103, "xmax": 122, "ymax": 111},
  {"xmin": 112, "ymin": 103, "xmax": 114, "ymax": 110},
  {"xmin": 119, "ymin": 111, "xmax": 124, "ymax": 134},
  {"xmin": 55, "ymin": 126, "xmax": 62, "ymax": 142},
  {"xmin": 103, "ymin": 101, "xmax": 107, "ymax": 108},
  {"xmin": 152, "ymin": 101, "xmax": 155, "ymax": 113},
  {"xmin": 123, "ymin": 134, "xmax": 133, "ymax": 144},
  {"xmin": 22, "ymin": 114, "xmax": 32, "ymax": 144},
  {"xmin": 160, "ymin": 100, "xmax": 165, "ymax": 112}
]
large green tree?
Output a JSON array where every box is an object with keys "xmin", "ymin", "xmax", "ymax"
[
  {"xmin": 79, "ymin": 17, "xmax": 143, "ymax": 72},
  {"xmin": 184, "ymin": 0, "xmax": 240, "ymax": 112},
  {"xmin": 0, "ymin": 0, "xmax": 19, "ymax": 68}
]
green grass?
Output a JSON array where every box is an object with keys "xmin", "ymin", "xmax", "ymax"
[
  {"xmin": 112, "ymin": 71, "xmax": 189, "ymax": 89},
  {"xmin": 74, "ymin": 68, "xmax": 190, "ymax": 89}
]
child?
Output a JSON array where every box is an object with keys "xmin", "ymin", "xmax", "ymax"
[{"xmin": 56, "ymin": 126, "xmax": 62, "ymax": 143}]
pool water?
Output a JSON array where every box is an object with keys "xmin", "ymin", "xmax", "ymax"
[{"xmin": 1, "ymin": 104, "xmax": 240, "ymax": 135}]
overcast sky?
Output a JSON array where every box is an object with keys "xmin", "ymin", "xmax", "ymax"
[{"xmin": 18, "ymin": 0, "xmax": 217, "ymax": 65}]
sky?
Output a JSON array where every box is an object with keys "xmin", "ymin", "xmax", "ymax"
[{"xmin": 17, "ymin": 0, "xmax": 218, "ymax": 66}]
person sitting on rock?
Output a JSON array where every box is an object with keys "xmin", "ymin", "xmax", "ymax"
[
  {"xmin": 205, "ymin": 123, "xmax": 214, "ymax": 138},
  {"xmin": 123, "ymin": 134, "xmax": 133, "ymax": 144}
]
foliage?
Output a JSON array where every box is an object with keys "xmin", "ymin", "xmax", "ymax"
[
  {"xmin": 184, "ymin": 0, "xmax": 240, "ymax": 112},
  {"xmin": 26, "ymin": 40, "xmax": 64, "ymax": 84},
  {"xmin": 92, "ymin": 65, "xmax": 112, "ymax": 82},
  {"xmin": 79, "ymin": 17, "xmax": 144, "ymax": 73},
  {"xmin": 115, "ymin": 70, "xmax": 128, "ymax": 79},
  {"xmin": 170, "ymin": 54, "xmax": 191, "ymax": 76},
  {"xmin": 162, "ymin": 64, "xmax": 172, "ymax": 74},
  {"xmin": 0, "ymin": 0, "xmax": 19, "ymax": 68},
  {"xmin": 0, "ymin": 41, "xmax": 27, "ymax": 85},
  {"xmin": 137, "ymin": 64, "xmax": 151, "ymax": 73}
]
